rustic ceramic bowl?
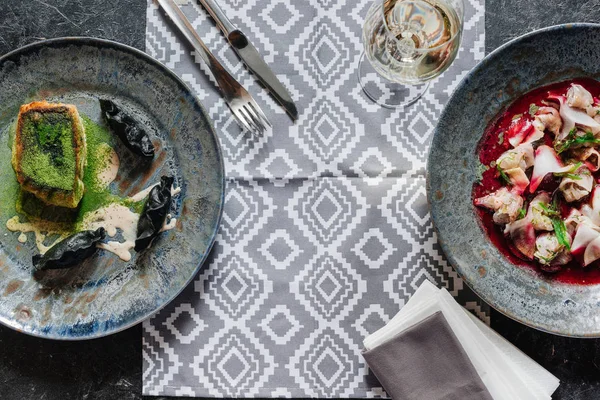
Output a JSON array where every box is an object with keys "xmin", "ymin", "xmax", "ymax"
[
  {"xmin": 0, "ymin": 38, "xmax": 224, "ymax": 339},
  {"xmin": 428, "ymin": 23, "xmax": 600, "ymax": 337}
]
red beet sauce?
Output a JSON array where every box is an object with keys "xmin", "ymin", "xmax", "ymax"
[{"xmin": 473, "ymin": 78, "xmax": 600, "ymax": 285}]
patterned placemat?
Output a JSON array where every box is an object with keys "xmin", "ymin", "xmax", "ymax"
[{"xmin": 142, "ymin": 0, "xmax": 486, "ymax": 396}]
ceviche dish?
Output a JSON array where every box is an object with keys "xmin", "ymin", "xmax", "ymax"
[
  {"xmin": 474, "ymin": 79, "xmax": 600, "ymax": 282},
  {"xmin": 5, "ymin": 99, "xmax": 180, "ymax": 273}
]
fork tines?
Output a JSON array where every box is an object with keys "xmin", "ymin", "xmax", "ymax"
[{"xmin": 231, "ymin": 98, "xmax": 271, "ymax": 135}]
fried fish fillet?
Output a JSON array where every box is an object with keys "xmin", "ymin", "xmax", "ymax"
[{"xmin": 11, "ymin": 101, "xmax": 86, "ymax": 208}]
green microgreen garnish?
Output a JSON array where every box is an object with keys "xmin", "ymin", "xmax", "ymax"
[
  {"xmin": 552, "ymin": 218, "xmax": 570, "ymax": 250},
  {"xmin": 538, "ymin": 254, "xmax": 556, "ymax": 264},
  {"xmin": 475, "ymin": 162, "xmax": 489, "ymax": 182},
  {"xmin": 555, "ymin": 130, "xmax": 600, "ymax": 154},
  {"xmin": 565, "ymin": 173, "xmax": 582, "ymax": 180},
  {"xmin": 496, "ymin": 165, "xmax": 511, "ymax": 185},
  {"xmin": 538, "ymin": 202, "xmax": 560, "ymax": 217},
  {"xmin": 554, "ymin": 162, "xmax": 583, "ymax": 178},
  {"xmin": 544, "ymin": 196, "xmax": 570, "ymax": 250},
  {"xmin": 529, "ymin": 103, "xmax": 539, "ymax": 116},
  {"xmin": 517, "ymin": 208, "xmax": 527, "ymax": 220}
]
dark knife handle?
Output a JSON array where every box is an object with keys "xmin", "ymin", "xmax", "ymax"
[{"xmin": 197, "ymin": 0, "xmax": 237, "ymax": 36}]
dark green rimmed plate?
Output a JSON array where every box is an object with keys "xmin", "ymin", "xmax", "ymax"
[{"xmin": 0, "ymin": 37, "xmax": 224, "ymax": 339}]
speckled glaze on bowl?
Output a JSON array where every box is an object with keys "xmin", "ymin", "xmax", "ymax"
[
  {"xmin": 427, "ymin": 24, "xmax": 600, "ymax": 337},
  {"xmin": 0, "ymin": 38, "xmax": 224, "ymax": 339}
]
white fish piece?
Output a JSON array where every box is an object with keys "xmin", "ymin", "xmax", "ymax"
[
  {"xmin": 504, "ymin": 167, "xmax": 530, "ymax": 195},
  {"xmin": 571, "ymin": 147, "xmax": 600, "ymax": 171},
  {"xmin": 528, "ymin": 192, "xmax": 553, "ymax": 231},
  {"xmin": 474, "ymin": 187, "xmax": 524, "ymax": 225},
  {"xmin": 505, "ymin": 217, "xmax": 536, "ymax": 259},
  {"xmin": 550, "ymin": 248, "xmax": 572, "ymax": 267},
  {"xmin": 567, "ymin": 84, "xmax": 594, "ymax": 110},
  {"xmin": 586, "ymin": 105, "xmax": 600, "ymax": 118},
  {"xmin": 550, "ymin": 95, "xmax": 600, "ymax": 140},
  {"xmin": 534, "ymin": 233, "xmax": 564, "ymax": 265},
  {"xmin": 565, "ymin": 208, "xmax": 584, "ymax": 235},
  {"xmin": 559, "ymin": 167, "xmax": 594, "ymax": 203},
  {"xmin": 584, "ymin": 235, "xmax": 600, "ymax": 266},
  {"xmin": 496, "ymin": 143, "xmax": 534, "ymax": 170},
  {"xmin": 533, "ymin": 106, "xmax": 562, "ymax": 136}
]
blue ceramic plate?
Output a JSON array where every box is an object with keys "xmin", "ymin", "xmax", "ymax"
[
  {"xmin": 0, "ymin": 38, "xmax": 224, "ymax": 339},
  {"xmin": 428, "ymin": 24, "xmax": 600, "ymax": 337}
]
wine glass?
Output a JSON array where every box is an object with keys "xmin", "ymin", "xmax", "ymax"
[{"xmin": 359, "ymin": 0, "xmax": 464, "ymax": 108}]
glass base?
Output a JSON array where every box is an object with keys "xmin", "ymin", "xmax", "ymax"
[{"xmin": 357, "ymin": 52, "xmax": 429, "ymax": 109}]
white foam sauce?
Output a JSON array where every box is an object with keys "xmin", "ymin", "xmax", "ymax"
[
  {"xmin": 160, "ymin": 214, "xmax": 177, "ymax": 232},
  {"xmin": 96, "ymin": 143, "xmax": 120, "ymax": 190},
  {"xmin": 87, "ymin": 185, "xmax": 180, "ymax": 260},
  {"xmin": 128, "ymin": 183, "xmax": 159, "ymax": 202},
  {"xmin": 6, "ymin": 216, "xmax": 67, "ymax": 254},
  {"xmin": 81, "ymin": 203, "xmax": 139, "ymax": 262},
  {"xmin": 8, "ymin": 179, "xmax": 181, "ymax": 261}
]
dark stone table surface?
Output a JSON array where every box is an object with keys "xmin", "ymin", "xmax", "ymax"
[
  {"xmin": 0, "ymin": 0, "xmax": 599, "ymax": 399},
  {"xmin": 0, "ymin": 3, "xmax": 146, "ymax": 400}
]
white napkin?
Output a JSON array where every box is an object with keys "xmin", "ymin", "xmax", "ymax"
[{"xmin": 363, "ymin": 280, "xmax": 560, "ymax": 400}]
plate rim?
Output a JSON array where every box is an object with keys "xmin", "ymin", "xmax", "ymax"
[
  {"xmin": 0, "ymin": 36, "xmax": 225, "ymax": 340},
  {"xmin": 427, "ymin": 23, "xmax": 600, "ymax": 338}
]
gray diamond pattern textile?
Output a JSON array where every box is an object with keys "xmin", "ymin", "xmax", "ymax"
[{"xmin": 143, "ymin": 0, "xmax": 486, "ymax": 397}]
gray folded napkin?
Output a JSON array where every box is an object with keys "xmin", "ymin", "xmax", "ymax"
[{"xmin": 362, "ymin": 311, "xmax": 493, "ymax": 400}]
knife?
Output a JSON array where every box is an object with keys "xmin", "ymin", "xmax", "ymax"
[{"xmin": 197, "ymin": 0, "xmax": 298, "ymax": 120}]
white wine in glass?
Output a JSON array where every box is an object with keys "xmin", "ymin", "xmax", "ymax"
[{"xmin": 359, "ymin": 0, "xmax": 464, "ymax": 107}]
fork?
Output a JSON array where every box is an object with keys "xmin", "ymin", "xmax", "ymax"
[{"xmin": 157, "ymin": 0, "xmax": 271, "ymax": 134}]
